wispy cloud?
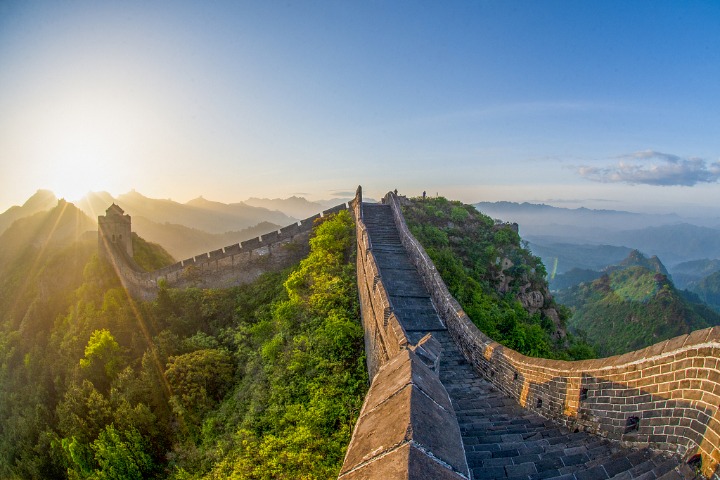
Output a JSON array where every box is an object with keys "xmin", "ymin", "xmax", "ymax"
[
  {"xmin": 329, "ymin": 190, "xmax": 356, "ymax": 197},
  {"xmin": 575, "ymin": 150, "xmax": 720, "ymax": 186}
]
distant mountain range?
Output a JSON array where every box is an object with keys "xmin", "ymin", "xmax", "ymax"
[
  {"xmin": 244, "ymin": 196, "xmax": 324, "ymax": 219},
  {"xmin": 671, "ymin": 259, "xmax": 720, "ymax": 290},
  {"xmin": 1, "ymin": 189, "xmax": 358, "ymax": 262},
  {"xmin": 131, "ymin": 217, "xmax": 281, "ymax": 260},
  {"xmin": 476, "ymin": 202, "xmax": 720, "ymax": 260},
  {"xmin": 691, "ymin": 271, "xmax": 720, "ymax": 312},
  {"xmin": 475, "ymin": 201, "xmax": 720, "ymax": 295},
  {"xmin": 0, "ymin": 190, "xmax": 58, "ymax": 235},
  {"xmin": 0, "ymin": 200, "xmax": 95, "ymax": 271},
  {"xmin": 474, "ymin": 201, "xmax": 687, "ymax": 235},
  {"xmin": 76, "ymin": 191, "xmax": 294, "ymax": 234},
  {"xmin": 530, "ymin": 242, "xmax": 633, "ymax": 276}
]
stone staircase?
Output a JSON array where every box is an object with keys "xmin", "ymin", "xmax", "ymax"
[
  {"xmin": 361, "ymin": 203, "xmax": 694, "ymax": 480},
  {"xmin": 362, "ymin": 203, "xmax": 446, "ymax": 342}
]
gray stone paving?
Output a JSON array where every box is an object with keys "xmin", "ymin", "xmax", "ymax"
[{"xmin": 361, "ymin": 203, "xmax": 691, "ymax": 480}]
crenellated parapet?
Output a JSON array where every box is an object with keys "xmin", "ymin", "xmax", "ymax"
[
  {"xmin": 383, "ymin": 190, "xmax": 720, "ymax": 478},
  {"xmin": 340, "ymin": 187, "xmax": 469, "ymax": 480},
  {"xmin": 351, "ymin": 187, "xmax": 409, "ymax": 380},
  {"xmin": 100, "ymin": 187, "xmax": 720, "ymax": 477},
  {"xmin": 99, "ymin": 202, "xmax": 353, "ymax": 300}
]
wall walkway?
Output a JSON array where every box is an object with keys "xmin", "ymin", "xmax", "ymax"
[
  {"xmin": 343, "ymin": 191, "xmax": 701, "ymax": 480},
  {"xmin": 105, "ymin": 187, "xmax": 720, "ymax": 478},
  {"xmin": 104, "ymin": 203, "xmax": 350, "ymax": 300},
  {"xmin": 381, "ymin": 190, "xmax": 719, "ymax": 478}
]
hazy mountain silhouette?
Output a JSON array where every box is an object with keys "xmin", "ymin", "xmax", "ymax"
[
  {"xmin": 691, "ymin": 270, "xmax": 720, "ymax": 312},
  {"xmin": 115, "ymin": 191, "xmax": 293, "ymax": 234},
  {"xmin": 7, "ymin": 190, "xmax": 305, "ymax": 263},
  {"xmin": 483, "ymin": 202, "xmax": 720, "ymax": 276},
  {"xmin": 73, "ymin": 191, "xmax": 116, "ymax": 221},
  {"xmin": 244, "ymin": 196, "xmax": 324, "ymax": 219},
  {"xmin": 132, "ymin": 216, "xmax": 282, "ymax": 260},
  {"xmin": 671, "ymin": 259, "xmax": 720, "ymax": 289},
  {"xmin": 529, "ymin": 242, "xmax": 632, "ymax": 275},
  {"xmin": 606, "ymin": 223, "xmax": 720, "ymax": 265},
  {"xmin": 475, "ymin": 201, "xmax": 684, "ymax": 238},
  {"xmin": 0, "ymin": 190, "xmax": 58, "ymax": 235},
  {"xmin": 73, "ymin": 190, "xmax": 294, "ymax": 234},
  {"xmin": 0, "ymin": 200, "xmax": 95, "ymax": 270}
]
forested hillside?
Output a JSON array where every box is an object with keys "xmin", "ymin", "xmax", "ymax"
[
  {"xmin": 557, "ymin": 263, "xmax": 720, "ymax": 356},
  {"xmin": 0, "ymin": 210, "xmax": 366, "ymax": 479},
  {"xmin": 690, "ymin": 270, "xmax": 720, "ymax": 313},
  {"xmin": 402, "ymin": 197, "xmax": 596, "ymax": 360}
]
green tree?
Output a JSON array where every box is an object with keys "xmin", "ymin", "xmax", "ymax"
[
  {"xmin": 80, "ymin": 329, "xmax": 124, "ymax": 392},
  {"xmin": 165, "ymin": 348, "xmax": 234, "ymax": 433},
  {"xmin": 90, "ymin": 425, "xmax": 154, "ymax": 480}
]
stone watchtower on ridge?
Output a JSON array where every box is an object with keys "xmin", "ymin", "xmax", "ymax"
[{"xmin": 98, "ymin": 204, "xmax": 133, "ymax": 259}]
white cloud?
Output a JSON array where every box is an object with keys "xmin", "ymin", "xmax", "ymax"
[{"xmin": 575, "ymin": 150, "xmax": 720, "ymax": 186}]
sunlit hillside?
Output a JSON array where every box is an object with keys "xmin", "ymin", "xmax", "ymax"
[{"xmin": 0, "ymin": 208, "xmax": 366, "ymax": 478}]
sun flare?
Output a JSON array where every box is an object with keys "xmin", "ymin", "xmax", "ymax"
[
  {"xmin": 48, "ymin": 147, "xmax": 112, "ymax": 201},
  {"xmin": 40, "ymin": 94, "xmax": 135, "ymax": 201}
]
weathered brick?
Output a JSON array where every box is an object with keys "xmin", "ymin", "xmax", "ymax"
[{"xmin": 683, "ymin": 390, "xmax": 703, "ymax": 400}]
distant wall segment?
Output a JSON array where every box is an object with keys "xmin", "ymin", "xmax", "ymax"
[
  {"xmin": 384, "ymin": 190, "xmax": 720, "ymax": 478},
  {"xmin": 99, "ymin": 203, "xmax": 352, "ymax": 300}
]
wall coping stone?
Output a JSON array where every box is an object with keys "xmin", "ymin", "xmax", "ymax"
[
  {"xmin": 382, "ymin": 190, "xmax": 720, "ymax": 478},
  {"xmin": 341, "ymin": 187, "xmax": 469, "ymax": 480}
]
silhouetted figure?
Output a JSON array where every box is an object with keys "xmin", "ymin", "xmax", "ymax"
[
  {"xmin": 422, "ymin": 191, "xmax": 426, "ymax": 200},
  {"xmin": 394, "ymin": 189, "xmax": 398, "ymax": 195}
]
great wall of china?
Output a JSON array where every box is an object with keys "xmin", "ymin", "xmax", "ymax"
[
  {"xmin": 99, "ymin": 202, "xmax": 350, "ymax": 300},
  {"xmin": 101, "ymin": 187, "xmax": 720, "ymax": 479}
]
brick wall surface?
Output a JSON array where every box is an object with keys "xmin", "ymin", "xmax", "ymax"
[
  {"xmin": 102, "ymin": 203, "xmax": 351, "ymax": 300},
  {"xmin": 353, "ymin": 190, "xmax": 409, "ymax": 379},
  {"xmin": 341, "ymin": 187, "xmax": 469, "ymax": 479},
  {"xmin": 384, "ymin": 191, "xmax": 720, "ymax": 478}
]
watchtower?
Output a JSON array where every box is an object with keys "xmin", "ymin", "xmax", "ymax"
[{"xmin": 98, "ymin": 203, "xmax": 133, "ymax": 259}]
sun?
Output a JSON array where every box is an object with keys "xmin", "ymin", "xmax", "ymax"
[
  {"xmin": 47, "ymin": 145, "xmax": 113, "ymax": 202},
  {"xmin": 33, "ymin": 87, "xmax": 145, "ymax": 202}
]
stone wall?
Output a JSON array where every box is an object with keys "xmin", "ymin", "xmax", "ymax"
[
  {"xmin": 384, "ymin": 190, "xmax": 720, "ymax": 478},
  {"xmin": 340, "ymin": 186, "xmax": 469, "ymax": 480},
  {"xmin": 105, "ymin": 204, "xmax": 351, "ymax": 300},
  {"xmin": 339, "ymin": 337, "xmax": 469, "ymax": 480},
  {"xmin": 352, "ymin": 187, "xmax": 409, "ymax": 380}
]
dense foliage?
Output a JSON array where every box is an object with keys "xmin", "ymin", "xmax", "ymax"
[
  {"xmin": 402, "ymin": 197, "xmax": 595, "ymax": 360},
  {"xmin": 558, "ymin": 265, "xmax": 720, "ymax": 356},
  {"xmin": 131, "ymin": 233, "xmax": 176, "ymax": 271},
  {"xmin": 0, "ymin": 209, "xmax": 366, "ymax": 479}
]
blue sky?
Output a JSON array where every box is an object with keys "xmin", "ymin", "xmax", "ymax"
[{"xmin": 1, "ymin": 1, "xmax": 720, "ymax": 215}]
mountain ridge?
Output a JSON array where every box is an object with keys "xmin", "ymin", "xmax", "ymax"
[
  {"xmin": 557, "ymin": 250, "xmax": 720, "ymax": 356},
  {"xmin": 0, "ymin": 189, "xmax": 58, "ymax": 235}
]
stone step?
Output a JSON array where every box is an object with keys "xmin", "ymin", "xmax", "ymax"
[{"xmin": 359, "ymin": 202, "xmax": 690, "ymax": 480}]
